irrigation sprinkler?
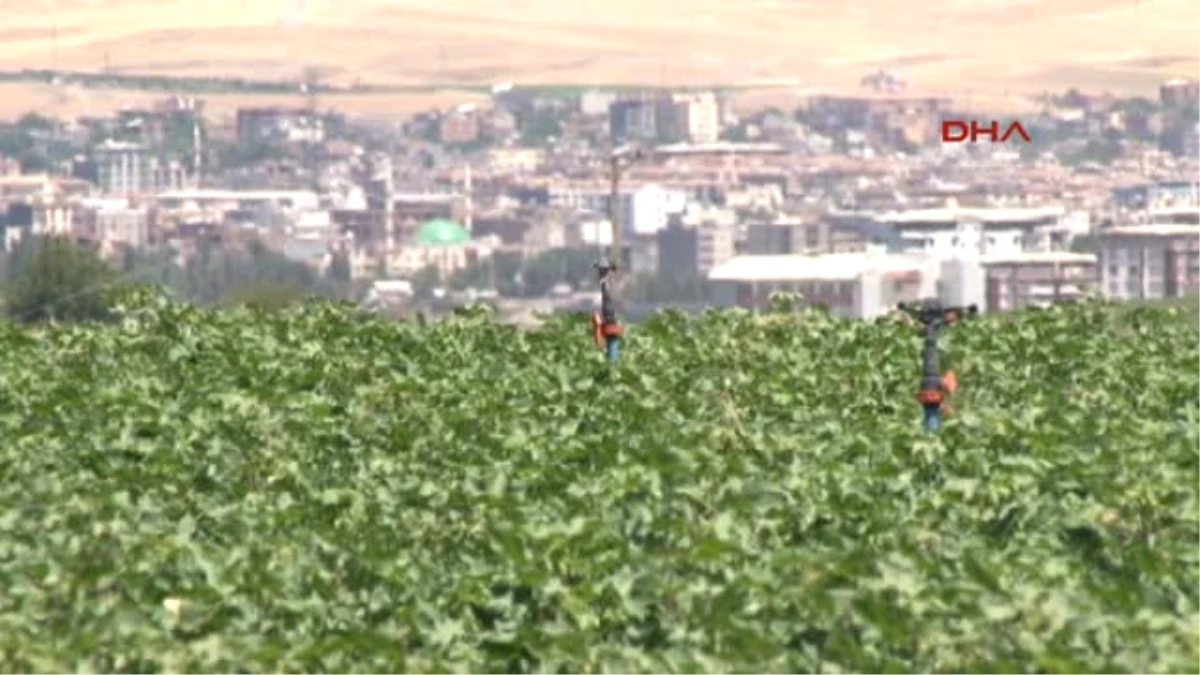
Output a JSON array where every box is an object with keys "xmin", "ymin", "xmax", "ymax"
[{"xmin": 897, "ymin": 298, "xmax": 978, "ymax": 431}]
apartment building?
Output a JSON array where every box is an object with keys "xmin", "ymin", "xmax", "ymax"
[
  {"xmin": 981, "ymin": 252, "xmax": 1098, "ymax": 311},
  {"xmin": 93, "ymin": 140, "xmax": 189, "ymax": 195},
  {"xmin": 609, "ymin": 95, "xmax": 659, "ymax": 142},
  {"xmin": 1098, "ymin": 224, "xmax": 1200, "ymax": 299},
  {"xmin": 656, "ymin": 218, "xmax": 736, "ymax": 276},
  {"xmin": 1160, "ymin": 79, "xmax": 1200, "ymax": 111},
  {"xmin": 608, "ymin": 91, "xmax": 722, "ymax": 144},
  {"xmin": 674, "ymin": 92, "xmax": 721, "ymax": 144},
  {"xmin": 744, "ymin": 220, "xmax": 833, "ymax": 254}
]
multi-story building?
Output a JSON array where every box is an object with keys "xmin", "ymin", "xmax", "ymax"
[
  {"xmin": 628, "ymin": 184, "xmax": 688, "ymax": 236},
  {"xmin": 744, "ymin": 220, "xmax": 833, "ymax": 255},
  {"xmin": 609, "ymin": 95, "xmax": 659, "ymax": 142},
  {"xmin": 93, "ymin": 141, "xmax": 152, "ymax": 195},
  {"xmin": 579, "ymin": 89, "xmax": 618, "ymax": 117},
  {"xmin": 674, "ymin": 91, "xmax": 721, "ymax": 144},
  {"xmin": 657, "ymin": 218, "xmax": 735, "ymax": 276},
  {"xmin": 75, "ymin": 200, "xmax": 150, "ymax": 252},
  {"xmin": 1160, "ymin": 79, "xmax": 1200, "ymax": 111},
  {"xmin": 1110, "ymin": 180, "xmax": 1200, "ymax": 211},
  {"xmin": 803, "ymin": 95, "xmax": 951, "ymax": 140},
  {"xmin": 93, "ymin": 140, "xmax": 189, "ymax": 195},
  {"xmin": 879, "ymin": 206, "xmax": 1075, "ymax": 253},
  {"xmin": 236, "ymin": 107, "xmax": 325, "ymax": 145},
  {"xmin": 980, "ymin": 252, "xmax": 1097, "ymax": 312},
  {"xmin": 439, "ymin": 110, "xmax": 481, "ymax": 144},
  {"xmin": 1098, "ymin": 224, "xmax": 1200, "ymax": 299}
]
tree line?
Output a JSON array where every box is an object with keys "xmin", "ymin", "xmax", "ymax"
[
  {"xmin": 431, "ymin": 245, "xmax": 712, "ymax": 303},
  {"xmin": 0, "ymin": 236, "xmax": 357, "ymax": 324}
]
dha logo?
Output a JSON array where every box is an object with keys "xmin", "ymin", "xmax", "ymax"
[{"xmin": 941, "ymin": 119, "xmax": 1032, "ymax": 144}]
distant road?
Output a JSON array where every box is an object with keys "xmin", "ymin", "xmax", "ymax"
[
  {"xmin": 0, "ymin": 69, "xmax": 789, "ymax": 119},
  {"xmin": 0, "ymin": 68, "xmax": 477, "ymax": 96},
  {"xmin": 0, "ymin": 68, "xmax": 766, "ymax": 98}
]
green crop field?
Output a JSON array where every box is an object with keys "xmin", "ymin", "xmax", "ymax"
[{"xmin": 0, "ymin": 294, "xmax": 1196, "ymax": 673}]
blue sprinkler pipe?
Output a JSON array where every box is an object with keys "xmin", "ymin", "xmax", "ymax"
[
  {"xmin": 594, "ymin": 261, "xmax": 624, "ymax": 362},
  {"xmin": 605, "ymin": 335, "xmax": 621, "ymax": 362},
  {"xmin": 922, "ymin": 402, "xmax": 942, "ymax": 432}
]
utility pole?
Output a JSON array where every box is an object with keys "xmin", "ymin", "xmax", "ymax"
[
  {"xmin": 302, "ymin": 65, "xmax": 322, "ymax": 193},
  {"xmin": 192, "ymin": 112, "xmax": 204, "ymax": 187},
  {"xmin": 607, "ymin": 144, "xmax": 648, "ymax": 267},
  {"xmin": 608, "ymin": 153, "xmax": 624, "ymax": 268},
  {"xmin": 592, "ymin": 145, "xmax": 647, "ymax": 362}
]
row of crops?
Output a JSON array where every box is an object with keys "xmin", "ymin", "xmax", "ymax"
[{"xmin": 0, "ymin": 294, "xmax": 1196, "ymax": 672}]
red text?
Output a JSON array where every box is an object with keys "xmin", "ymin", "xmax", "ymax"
[{"xmin": 941, "ymin": 119, "xmax": 1032, "ymax": 144}]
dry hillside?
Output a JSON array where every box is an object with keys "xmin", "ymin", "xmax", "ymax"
[{"xmin": 0, "ymin": 0, "xmax": 1196, "ymax": 118}]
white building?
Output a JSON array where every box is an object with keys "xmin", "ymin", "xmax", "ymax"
[
  {"xmin": 627, "ymin": 184, "xmax": 688, "ymax": 236},
  {"xmin": 93, "ymin": 140, "xmax": 189, "ymax": 196},
  {"xmin": 487, "ymin": 148, "xmax": 545, "ymax": 174},
  {"xmin": 707, "ymin": 249, "xmax": 940, "ymax": 318},
  {"xmin": 94, "ymin": 205, "xmax": 149, "ymax": 249},
  {"xmin": 673, "ymin": 91, "xmax": 721, "ymax": 144},
  {"xmin": 879, "ymin": 206, "xmax": 1074, "ymax": 253},
  {"xmin": 155, "ymin": 189, "xmax": 321, "ymax": 214}
]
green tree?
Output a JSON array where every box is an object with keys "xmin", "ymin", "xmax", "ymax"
[
  {"xmin": 519, "ymin": 111, "xmax": 562, "ymax": 146},
  {"xmin": 4, "ymin": 236, "xmax": 119, "ymax": 324},
  {"xmin": 220, "ymin": 281, "xmax": 310, "ymax": 311},
  {"xmin": 327, "ymin": 250, "xmax": 352, "ymax": 283},
  {"xmin": 15, "ymin": 112, "xmax": 54, "ymax": 133},
  {"xmin": 447, "ymin": 246, "xmax": 599, "ymax": 297},
  {"xmin": 411, "ymin": 264, "xmax": 442, "ymax": 300}
]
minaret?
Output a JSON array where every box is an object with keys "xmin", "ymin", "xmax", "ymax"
[
  {"xmin": 464, "ymin": 163, "xmax": 473, "ymax": 232},
  {"xmin": 383, "ymin": 155, "xmax": 395, "ymax": 257},
  {"xmin": 192, "ymin": 113, "xmax": 203, "ymax": 188}
]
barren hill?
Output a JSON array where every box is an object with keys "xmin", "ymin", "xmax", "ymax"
[{"xmin": 0, "ymin": 0, "xmax": 1195, "ymax": 117}]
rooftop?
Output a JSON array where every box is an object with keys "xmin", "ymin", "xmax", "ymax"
[
  {"xmin": 1103, "ymin": 224, "xmax": 1200, "ymax": 237},
  {"xmin": 981, "ymin": 252, "xmax": 1097, "ymax": 265},
  {"xmin": 416, "ymin": 218, "xmax": 470, "ymax": 246},
  {"xmin": 655, "ymin": 142, "xmax": 787, "ymax": 155},
  {"xmin": 157, "ymin": 189, "xmax": 319, "ymax": 202},
  {"xmin": 708, "ymin": 251, "xmax": 929, "ymax": 283},
  {"xmin": 878, "ymin": 206, "xmax": 1067, "ymax": 225}
]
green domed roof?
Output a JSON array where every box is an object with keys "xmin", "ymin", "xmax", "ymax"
[{"xmin": 416, "ymin": 218, "xmax": 469, "ymax": 246}]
